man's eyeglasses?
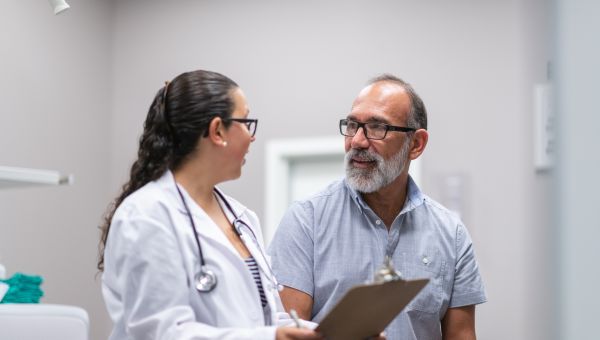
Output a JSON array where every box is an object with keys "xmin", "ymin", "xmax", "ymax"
[
  {"xmin": 224, "ymin": 118, "xmax": 258, "ymax": 137},
  {"xmin": 339, "ymin": 119, "xmax": 415, "ymax": 140}
]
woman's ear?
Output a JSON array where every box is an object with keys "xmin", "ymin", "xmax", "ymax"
[
  {"xmin": 207, "ymin": 117, "xmax": 227, "ymax": 146},
  {"xmin": 409, "ymin": 129, "xmax": 429, "ymax": 160}
]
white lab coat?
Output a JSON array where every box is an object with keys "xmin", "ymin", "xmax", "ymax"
[{"xmin": 102, "ymin": 171, "xmax": 288, "ymax": 340}]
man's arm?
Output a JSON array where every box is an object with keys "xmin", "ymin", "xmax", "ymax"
[
  {"xmin": 279, "ymin": 286, "xmax": 314, "ymax": 320},
  {"xmin": 441, "ymin": 305, "xmax": 476, "ymax": 340}
]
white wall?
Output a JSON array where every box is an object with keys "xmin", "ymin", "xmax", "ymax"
[
  {"xmin": 0, "ymin": 1, "xmax": 113, "ymax": 339},
  {"xmin": 110, "ymin": 1, "xmax": 552, "ymax": 339}
]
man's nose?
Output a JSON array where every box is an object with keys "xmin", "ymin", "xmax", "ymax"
[{"xmin": 350, "ymin": 126, "xmax": 370, "ymax": 149}]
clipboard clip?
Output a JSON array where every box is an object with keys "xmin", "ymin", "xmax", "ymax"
[{"xmin": 373, "ymin": 255, "xmax": 402, "ymax": 283}]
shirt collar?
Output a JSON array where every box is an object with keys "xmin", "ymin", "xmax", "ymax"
[
  {"xmin": 402, "ymin": 175, "xmax": 426, "ymax": 214},
  {"xmin": 344, "ymin": 179, "xmax": 367, "ymax": 214}
]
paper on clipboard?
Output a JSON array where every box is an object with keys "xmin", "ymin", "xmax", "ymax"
[{"xmin": 315, "ymin": 278, "xmax": 429, "ymax": 340}]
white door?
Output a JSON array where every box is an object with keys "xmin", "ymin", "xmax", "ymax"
[{"xmin": 288, "ymin": 154, "xmax": 345, "ymax": 203}]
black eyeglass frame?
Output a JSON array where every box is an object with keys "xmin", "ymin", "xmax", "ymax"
[
  {"xmin": 339, "ymin": 118, "xmax": 416, "ymax": 140},
  {"xmin": 223, "ymin": 118, "xmax": 258, "ymax": 137}
]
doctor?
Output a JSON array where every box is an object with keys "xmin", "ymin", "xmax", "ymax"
[{"xmin": 98, "ymin": 70, "xmax": 323, "ymax": 340}]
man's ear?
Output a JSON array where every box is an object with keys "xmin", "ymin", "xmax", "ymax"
[
  {"xmin": 207, "ymin": 117, "xmax": 227, "ymax": 146},
  {"xmin": 409, "ymin": 129, "xmax": 428, "ymax": 160}
]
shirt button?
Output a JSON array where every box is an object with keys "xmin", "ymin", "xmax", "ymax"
[
  {"xmin": 375, "ymin": 220, "xmax": 381, "ymax": 225},
  {"xmin": 422, "ymin": 257, "xmax": 429, "ymax": 264}
]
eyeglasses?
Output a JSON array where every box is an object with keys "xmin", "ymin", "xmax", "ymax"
[
  {"xmin": 339, "ymin": 119, "xmax": 415, "ymax": 140},
  {"xmin": 224, "ymin": 118, "xmax": 258, "ymax": 137}
]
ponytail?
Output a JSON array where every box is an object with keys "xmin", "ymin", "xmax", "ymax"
[{"xmin": 97, "ymin": 86, "xmax": 174, "ymax": 271}]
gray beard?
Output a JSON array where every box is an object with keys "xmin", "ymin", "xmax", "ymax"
[{"xmin": 345, "ymin": 140, "xmax": 410, "ymax": 193}]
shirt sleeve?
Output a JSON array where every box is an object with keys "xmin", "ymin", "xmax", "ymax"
[
  {"xmin": 267, "ymin": 201, "xmax": 315, "ymax": 297},
  {"xmin": 103, "ymin": 207, "xmax": 277, "ymax": 340},
  {"xmin": 448, "ymin": 223, "xmax": 487, "ymax": 308}
]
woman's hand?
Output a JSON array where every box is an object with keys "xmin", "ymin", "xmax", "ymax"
[{"xmin": 275, "ymin": 327, "xmax": 324, "ymax": 340}]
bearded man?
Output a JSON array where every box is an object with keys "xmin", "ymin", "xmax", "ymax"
[{"xmin": 268, "ymin": 74, "xmax": 486, "ymax": 340}]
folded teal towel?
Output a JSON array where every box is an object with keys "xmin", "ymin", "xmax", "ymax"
[{"xmin": 0, "ymin": 272, "xmax": 44, "ymax": 303}]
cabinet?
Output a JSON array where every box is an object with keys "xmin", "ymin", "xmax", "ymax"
[{"xmin": 0, "ymin": 166, "xmax": 73, "ymax": 189}]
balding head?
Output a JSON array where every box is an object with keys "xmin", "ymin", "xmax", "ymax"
[{"xmin": 366, "ymin": 74, "xmax": 427, "ymax": 130}]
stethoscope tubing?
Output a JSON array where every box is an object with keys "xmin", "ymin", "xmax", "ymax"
[
  {"xmin": 214, "ymin": 188, "xmax": 281, "ymax": 291},
  {"xmin": 174, "ymin": 180, "xmax": 280, "ymax": 293},
  {"xmin": 175, "ymin": 183, "xmax": 206, "ymax": 267}
]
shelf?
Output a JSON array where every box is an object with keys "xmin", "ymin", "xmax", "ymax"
[{"xmin": 0, "ymin": 166, "xmax": 74, "ymax": 189}]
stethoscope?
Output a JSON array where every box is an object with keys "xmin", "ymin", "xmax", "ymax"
[{"xmin": 174, "ymin": 181, "xmax": 282, "ymax": 293}]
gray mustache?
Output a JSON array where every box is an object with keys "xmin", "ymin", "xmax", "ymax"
[{"xmin": 347, "ymin": 149, "xmax": 379, "ymax": 163}]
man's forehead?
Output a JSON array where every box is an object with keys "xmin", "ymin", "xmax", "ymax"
[
  {"xmin": 351, "ymin": 82, "xmax": 410, "ymax": 118},
  {"xmin": 359, "ymin": 81, "xmax": 406, "ymax": 97}
]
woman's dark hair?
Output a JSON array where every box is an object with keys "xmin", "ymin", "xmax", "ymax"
[{"xmin": 97, "ymin": 70, "xmax": 238, "ymax": 271}]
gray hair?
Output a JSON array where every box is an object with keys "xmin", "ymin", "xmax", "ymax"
[{"xmin": 368, "ymin": 74, "xmax": 427, "ymax": 130}]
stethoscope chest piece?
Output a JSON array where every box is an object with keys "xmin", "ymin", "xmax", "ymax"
[{"xmin": 195, "ymin": 268, "xmax": 218, "ymax": 292}]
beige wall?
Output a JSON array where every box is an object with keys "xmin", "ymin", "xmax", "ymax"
[
  {"xmin": 0, "ymin": 1, "xmax": 113, "ymax": 339},
  {"xmin": 1, "ymin": 1, "xmax": 555, "ymax": 339}
]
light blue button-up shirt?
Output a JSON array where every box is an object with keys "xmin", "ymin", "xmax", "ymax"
[{"xmin": 268, "ymin": 176, "xmax": 486, "ymax": 340}]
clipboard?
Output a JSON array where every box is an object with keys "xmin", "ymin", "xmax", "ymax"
[{"xmin": 315, "ymin": 278, "xmax": 429, "ymax": 340}]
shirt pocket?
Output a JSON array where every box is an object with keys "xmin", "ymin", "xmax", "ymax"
[{"xmin": 400, "ymin": 249, "xmax": 445, "ymax": 314}]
